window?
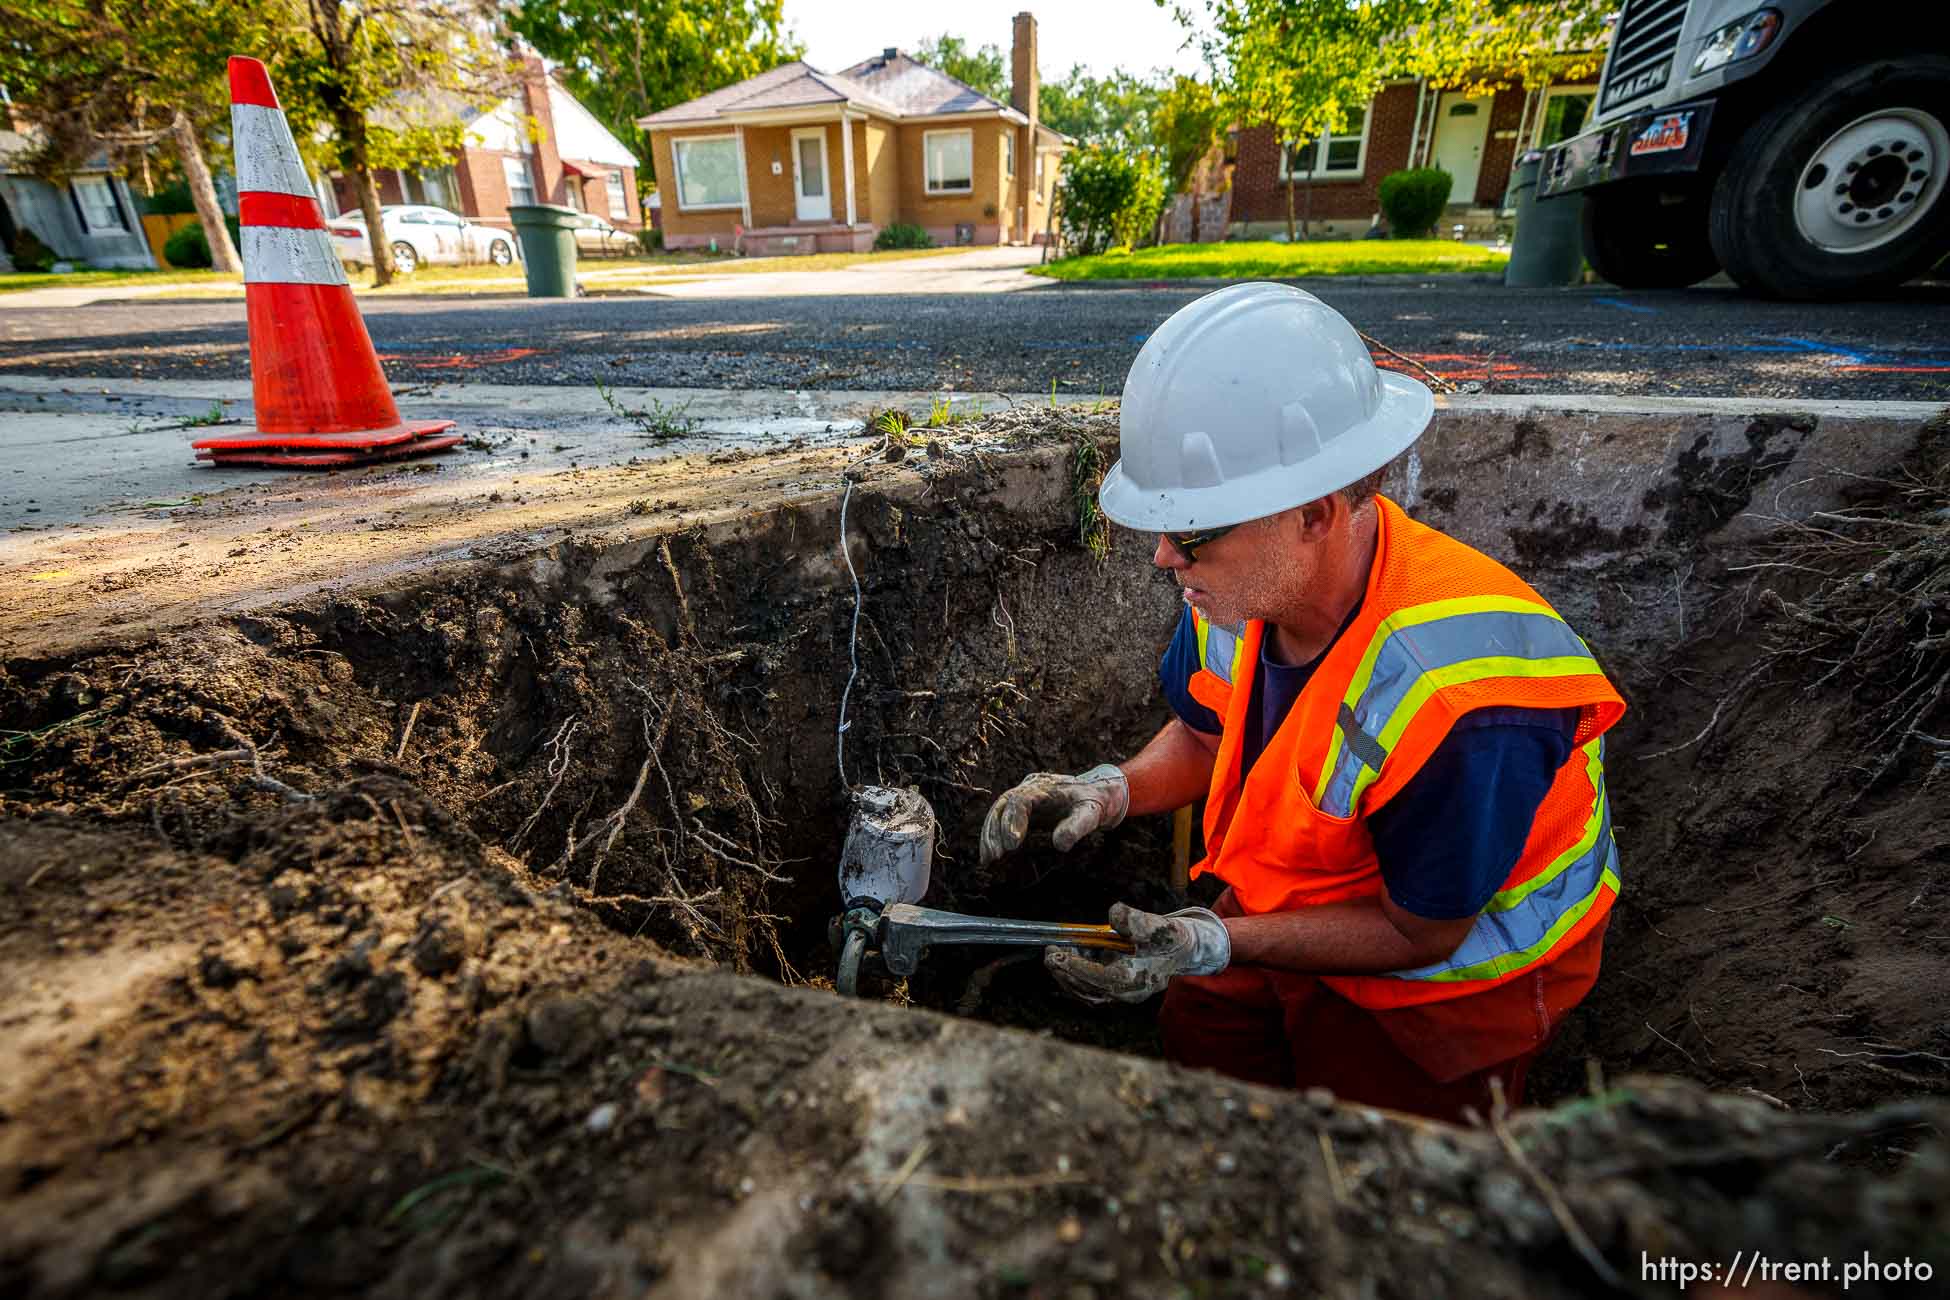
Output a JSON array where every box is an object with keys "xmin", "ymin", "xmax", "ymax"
[
  {"xmin": 672, "ymin": 135, "xmax": 743, "ymax": 210},
  {"xmin": 924, "ymin": 129, "xmax": 973, "ymax": 194},
  {"xmin": 606, "ymin": 171, "xmax": 627, "ymax": 219},
  {"xmin": 503, "ymin": 156, "xmax": 537, "ymax": 207},
  {"xmin": 413, "ymin": 166, "xmax": 458, "ymax": 210},
  {"xmin": 1004, "ymin": 131, "xmax": 1015, "ymax": 179},
  {"xmin": 1280, "ymin": 105, "xmax": 1370, "ymax": 179},
  {"xmin": 70, "ymin": 176, "xmax": 129, "ymax": 234},
  {"xmin": 1035, "ymin": 153, "xmax": 1045, "ymax": 197},
  {"xmin": 564, "ymin": 181, "xmax": 583, "ymax": 213},
  {"xmin": 1538, "ymin": 91, "xmax": 1594, "ymax": 148}
]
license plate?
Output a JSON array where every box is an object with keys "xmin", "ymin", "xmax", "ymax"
[{"xmin": 1629, "ymin": 112, "xmax": 1693, "ymax": 157}]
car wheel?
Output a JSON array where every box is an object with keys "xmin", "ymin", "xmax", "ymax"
[
  {"xmin": 1709, "ymin": 55, "xmax": 1950, "ymax": 300},
  {"xmin": 390, "ymin": 241, "xmax": 418, "ymax": 275},
  {"xmin": 1580, "ymin": 183, "xmax": 1721, "ymax": 289},
  {"xmin": 488, "ymin": 239, "xmax": 513, "ymax": 266}
]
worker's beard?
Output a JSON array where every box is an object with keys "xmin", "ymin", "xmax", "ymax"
[{"xmin": 1186, "ymin": 527, "xmax": 1321, "ymax": 630}]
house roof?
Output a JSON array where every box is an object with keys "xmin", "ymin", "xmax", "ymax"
[
  {"xmin": 834, "ymin": 51, "xmax": 1001, "ymax": 116},
  {"xmin": 636, "ymin": 52, "xmax": 1025, "ymax": 129},
  {"xmin": 0, "ymin": 127, "xmax": 114, "ymax": 175}
]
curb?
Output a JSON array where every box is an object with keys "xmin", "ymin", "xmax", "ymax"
[{"xmin": 1028, "ymin": 270, "xmax": 1512, "ymax": 290}]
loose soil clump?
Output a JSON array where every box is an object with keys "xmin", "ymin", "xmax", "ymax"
[{"xmin": 3, "ymin": 412, "xmax": 1948, "ymax": 1295}]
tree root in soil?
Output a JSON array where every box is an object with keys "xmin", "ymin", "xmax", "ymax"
[{"xmin": 1674, "ymin": 431, "xmax": 1950, "ymax": 792}]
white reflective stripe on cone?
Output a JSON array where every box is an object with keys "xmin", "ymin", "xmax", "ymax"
[
  {"xmin": 242, "ymin": 227, "xmax": 351, "ymax": 287},
  {"xmin": 231, "ymin": 102, "xmax": 316, "ymax": 198}
]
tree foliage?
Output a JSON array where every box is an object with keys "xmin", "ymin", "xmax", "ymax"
[
  {"xmin": 510, "ymin": 0, "xmax": 802, "ymax": 178},
  {"xmin": 1039, "ymin": 67, "xmax": 1168, "ymax": 154},
  {"xmin": 1150, "ymin": 74, "xmax": 1228, "ymax": 194},
  {"xmin": 1057, "ymin": 145, "xmax": 1167, "ymax": 256},
  {"xmin": 0, "ymin": 0, "xmax": 273, "ymax": 270},
  {"xmin": 912, "ymin": 33, "xmax": 1008, "ymax": 102}
]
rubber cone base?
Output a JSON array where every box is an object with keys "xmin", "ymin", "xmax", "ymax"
[
  {"xmin": 196, "ymin": 432, "xmax": 464, "ymax": 470},
  {"xmin": 193, "ymin": 418, "xmax": 456, "ymax": 453}
]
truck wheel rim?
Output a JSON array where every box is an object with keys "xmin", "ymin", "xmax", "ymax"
[{"xmin": 1794, "ymin": 108, "xmax": 1949, "ymax": 254}]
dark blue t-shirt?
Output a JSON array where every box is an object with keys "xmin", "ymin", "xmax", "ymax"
[{"xmin": 1160, "ymin": 608, "xmax": 1577, "ymax": 921}]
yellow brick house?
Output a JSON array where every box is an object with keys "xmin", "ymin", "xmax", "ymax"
[{"xmin": 638, "ymin": 12, "xmax": 1068, "ymax": 255}]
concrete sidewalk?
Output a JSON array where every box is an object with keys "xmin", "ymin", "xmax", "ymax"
[
  {"xmin": 6, "ymin": 380, "xmax": 1944, "ymax": 663},
  {"xmin": 0, "ymin": 245, "xmax": 1052, "ymax": 309},
  {"xmin": 0, "ymin": 377, "xmax": 1090, "ymax": 531}
]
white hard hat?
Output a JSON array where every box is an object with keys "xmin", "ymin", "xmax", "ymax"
[{"xmin": 1098, "ymin": 282, "xmax": 1434, "ymax": 533}]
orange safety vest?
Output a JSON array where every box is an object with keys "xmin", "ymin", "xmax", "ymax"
[{"xmin": 1186, "ymin": 495, "xmax": 1626, "ymax": 1011}]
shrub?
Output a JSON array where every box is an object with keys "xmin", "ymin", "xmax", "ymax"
[
  {"xmin": 161, "ymin": 216, "xmax": 243, "ymax": 268},
  {"xmin": 11, "ymin": 226, "xmax": 57, "ymax": 272},
  {"xmin": 140, "ymin": 180, "xmax": 196, "ymax": 216},
  {"xmin": 874, "ymin": 222, "xmax": 933, "ymax": 250},
  {"xmin": 1378, "ymin": 168, "xmax": 1453, "ymax": 239},
  {"xmin": 636, "ymin": 227, "xmax": 664, "ymax": 253},
  {"xmin": 1056, "ymin": 146, "xmax": 1166, "ymax": 257}
]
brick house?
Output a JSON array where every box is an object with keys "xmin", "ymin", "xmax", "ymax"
[
  {"xmin": 323, "ymin": 57, "xmax": 642, "ymax": 235},
  {"xmin": 1227, "ymin": 75, "xmax": 1601, "ymax": 239},
  {"xmin": 638, "ymin": 12, "xmax": 1068, "ymax": 254}
]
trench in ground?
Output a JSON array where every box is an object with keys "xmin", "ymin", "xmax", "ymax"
[{"xmin": 3, "ymin": 405, "xmax": 1948, "ymax": 1294}]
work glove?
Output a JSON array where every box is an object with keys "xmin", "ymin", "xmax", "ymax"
[
  {"xmin": 979, "ymin": 764, "xmax": 1129, "ymax": 865},
  {"xmin": 1044, "ymin": 903, "xmax": 1231, "ymax": 1005}
]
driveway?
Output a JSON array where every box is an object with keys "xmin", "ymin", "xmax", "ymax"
[{"xmin": 635, "ymin": 243, "xmax": 1049, "ymax": 298}]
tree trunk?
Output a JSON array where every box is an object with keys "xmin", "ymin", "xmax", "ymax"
[
  {"xmin": 1301, "ymin": 173, "xmax": 1314, "ymax": 241},
  {"xmin": 1284, "ymin": 168, "xmax": 1295, "ymax": 243},
  {"xmin": 337, "ymin": 107, "xmax": 395, "ymax": 285},
  {"xmin": 173, "ymin": 110, "xmax": 240, "ymax": 274}
]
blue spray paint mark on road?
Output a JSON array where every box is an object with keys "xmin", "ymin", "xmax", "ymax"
[{"xmin": 1594, "ymin": 297, "xmax": 1660, "ymax": 315}]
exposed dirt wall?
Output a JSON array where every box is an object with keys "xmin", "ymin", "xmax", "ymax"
[{"xmin": 5, "ymin": 406, "xmax": 1950, "ymax": 1296}]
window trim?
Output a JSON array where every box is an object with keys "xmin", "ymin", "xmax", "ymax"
[
  {"xmin": 671, "ymin": 132, "xmax": 746, "ymax": 212},
  {"xmin": 70, "ymin": 175, "xmax": 131, "ymax": 236},
  {"xmin": 1278, "ymin": 105, "xmax": 1374, "ymax": 182},
  {"xmin": 501, "ymin": 154, "xmax": 538, "ymax": 208},
  {"xmin": 1004, "ymin": 130, "xmax": 1016, "ymax": 180},
  {"xmin": 923, "ymin": 128, "xmax": 975, "ymax": 196},
  {"xmin": 605, "ymin": 170, "xmax": 628, "ymax": 220}
]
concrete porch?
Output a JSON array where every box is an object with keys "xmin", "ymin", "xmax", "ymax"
[{"xmin": 740, "ymin": 223, "xmax": 877, "ymax": 256}]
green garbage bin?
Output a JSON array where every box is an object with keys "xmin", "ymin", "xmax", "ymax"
[
  {"xmin": 1504, "ymin": 152, "xmax": 1585, "ymax": 288},
  {"xmin": 506, "ymin": 203, "xmax": 580, "ymax": 298}
]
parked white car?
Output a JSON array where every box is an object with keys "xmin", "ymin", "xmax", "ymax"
[{"xmin": 328, "ymin": 205, "xmax": 517, "ymax": 273}]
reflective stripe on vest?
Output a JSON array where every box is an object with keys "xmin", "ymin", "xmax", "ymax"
[
  {"xmin": 1385, "ymin": 736, "xmax": 1617, "ymax": 983},
  {"xmin": 1312, "ymin": 594, "xmax": 1603, "ymax": 818},
  {"xmin": 1195, "ymin": 613, "xmax": 1246, "ymax": 687}
]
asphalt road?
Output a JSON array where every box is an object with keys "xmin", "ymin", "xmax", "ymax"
[{"xmin": 5, "ymin": 278, "xmax": 1949, "ymax": 401}]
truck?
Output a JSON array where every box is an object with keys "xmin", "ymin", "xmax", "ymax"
[{"xmin": 1538, "ymin": 1, "xmax": 1950, "ymax": 299}]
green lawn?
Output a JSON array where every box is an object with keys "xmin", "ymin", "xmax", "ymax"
[
  {"xmin": 0, "ymin": 267, "xmax": 233, "ymax": 294},
  {"xmin": 1030, "ymin": 240, "xmax": 1511, "ymax": 281}
]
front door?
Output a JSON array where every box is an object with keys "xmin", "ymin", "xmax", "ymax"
[
  {"xmin": 1430, "ymin": 92, "xmax": 1493, "ymax": 204},
  {"xmin": 792, "ymin": 128, "xmax": 832, "ymax": 223}
]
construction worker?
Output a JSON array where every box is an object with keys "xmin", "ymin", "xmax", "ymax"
[{"xmin": 981, "ymin": 283, "xmax": 1624, "ymax": 1122}]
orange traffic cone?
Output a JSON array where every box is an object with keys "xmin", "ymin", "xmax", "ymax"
[{"xmin": 194, "ymin": 57, "xmax": 459, "ymax": 468}]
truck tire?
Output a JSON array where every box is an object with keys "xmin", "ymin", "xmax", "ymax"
[
  {"xmin": 1581, "ymin": 184, "xmax": 1721, "ymax": 289},
  {"xmin": 1709, "ymin": 55, "xmax": 1950, "ymax": 299}
]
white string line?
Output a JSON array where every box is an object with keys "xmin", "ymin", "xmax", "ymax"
[{"xmin": 835, "ymin": 432, "xmax": 893, "ymax": 792}]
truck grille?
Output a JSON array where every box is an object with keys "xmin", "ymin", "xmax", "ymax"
[{"xmin": 1601, "ymin": 0, "xmax": 1689, "ymax": 112}]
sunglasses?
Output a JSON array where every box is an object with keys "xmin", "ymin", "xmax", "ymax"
[{"xmin": 1162, "ymin": 522, "xmax": 1240, "ymax": 563}]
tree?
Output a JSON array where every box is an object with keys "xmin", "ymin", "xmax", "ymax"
[
  {"xmin": 0, "ymin": 0, "xmax": 262, "ymax": 272},
  {"xmin": 1196, "ymin": 0, "xmax": 1612, "ymax": 240},
  {"xmin": 1039, "ymin": 67, "xmax": 1165, "ymax": 153},
  {"xmin": 1150, "ymin": 74, "xmax": 1228, "ymax": 238},
  {"xmin": 274, "ymin": 0, "xmax": 517, "ymax": 285},
  {"xmin": 510, "ymin": 0, "xmax": 802, "ymax": 182},
  {"xmin": 912, "ymin": 34, "xmax": 1008, "ymax": 103}
]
